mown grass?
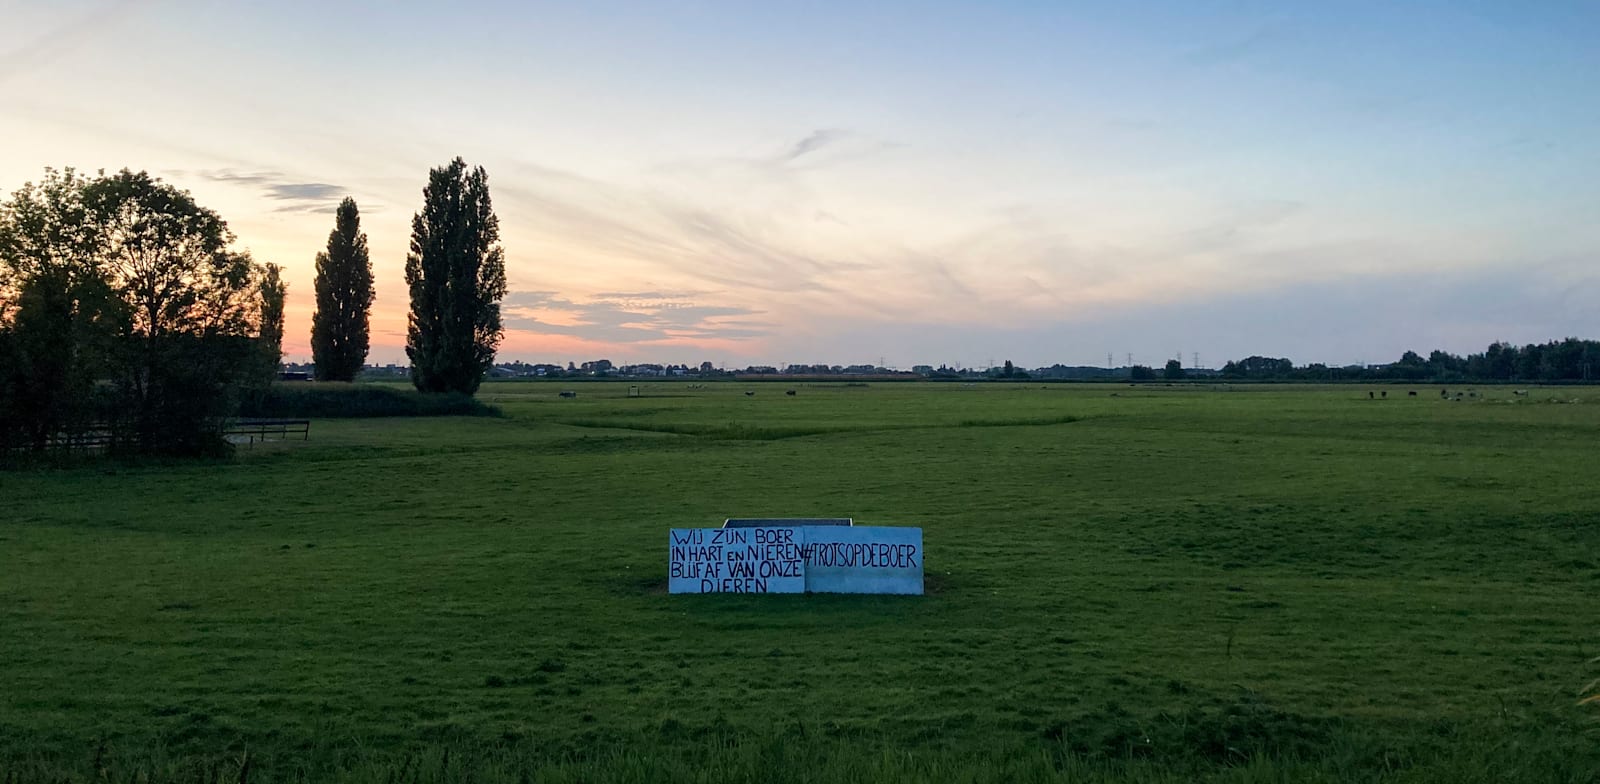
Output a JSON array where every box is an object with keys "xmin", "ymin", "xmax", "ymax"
[
  {"xmin": 1, "ymin": 725, "xmax": 1593, "ymax": 784},
  {"xmin": 1, "ymin": 381, "xmax": 1597, "ymax": 782}
]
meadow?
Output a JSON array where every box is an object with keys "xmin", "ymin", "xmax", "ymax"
[{"xmin": 1, "ymin": 381, "xmax": 1597, "ymax": 782}]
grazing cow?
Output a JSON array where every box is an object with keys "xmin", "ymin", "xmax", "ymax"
[
  {"xmin": 1381, "ymin": 390, "xmax": 1387, "ymax": 398},
  {"xmin": 786, "ymin": 390, "xmax": 796, "ymax": 396},
  {"xmin": 745, "ymin": 391, "xmax": 755, "ymax": 396},
  {"xmin": 1514, "ymin": 389, "xmax": 1528, "ymax": 397},
  {"xmin": 1408, "ymin": 390, "xmax": 1417, "ymax": 396},
  {"xmin": 559, "ymin": 391, "xmax": 577, "ymax": 398},
  {"xmin": 1369, "ymin": 391, "xmax": 1374, "ymax": 399},
  {"xmin": 1440, "ymin": 389, "xmax": 1448, "ymax": 398}
]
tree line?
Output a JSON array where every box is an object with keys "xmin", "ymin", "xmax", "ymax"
[
  {"xmin": 1221, "ymin": 339, "xmax": 1600, "ymax": 382},
  {"xmin": 0, "ymin": 158, "xmax": 506, "ymax": 458}
]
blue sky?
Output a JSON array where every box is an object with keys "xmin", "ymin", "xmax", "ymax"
[{"xmin": 3, "ymin": 0, "xmax": 1597, "ymax": 367}]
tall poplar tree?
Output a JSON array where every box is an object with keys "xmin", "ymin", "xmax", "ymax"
[
  {"xmin": 404, "ymin": 158, "xmax": 506, "ymax": 394},
  {"xmin": 257, "ymin": 262, "xmax": 286, "ymax": 376},
  {"xmin": 310, "ymin": 198, "xmax": 372, "ymax": 381}
]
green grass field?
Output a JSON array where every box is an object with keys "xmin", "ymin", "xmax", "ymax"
[{"xmin": 2, "ymin": 382, "xmax": 1598, "ymax": 782}]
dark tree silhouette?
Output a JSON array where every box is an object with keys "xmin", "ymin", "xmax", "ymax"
[
  {"xmin": 258, "ymin": 262, "xmax": 286, "ymax": 381},
  {"xmin": 310, "ymin": 198, "xmax": 373, "ymax": 382},
  {"xmin": 0, "ymin": 169, "xmax": 115, "ymax": 453},
  {"xmin": 82, "ymin": 170, "xmax": 263, "ymax": 455},
  {"xmin": 404, "ymin": 159, "xmax": 506, "ymax": 394}
]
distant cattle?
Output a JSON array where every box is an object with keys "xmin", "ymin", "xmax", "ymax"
[
  {"xmin": 1408, "ymin": 390, "xmax": 1417, "ymax": 396},
  {"xmin": 785, "ymin": 390, "xmax": 796, "ymax": 396},
  {"xmin": 559, "ymin": 391, "xmax": 577, "ymax": 398},
  {"xmin": 1381, "ymin": 390, "xmax": 1387, "ymax": 398},
  {"xmin": 1514, "ymin": 389, "xmax": 1529, "ymax": 397},
  {"xmin": 1368, "ymin": 391, "xmax": 1374, "ymax": 399},
  {"xmin": 745, "ymin": 391, "xmax": 755, "ymax": 396}
]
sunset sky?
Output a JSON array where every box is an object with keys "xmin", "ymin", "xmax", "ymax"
[{"xmin": 4, "ymin": 1, "xmax": 1598, "ymax": 369}]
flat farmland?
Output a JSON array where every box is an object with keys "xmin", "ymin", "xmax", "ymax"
[{"xmin": 2, "ymin": 382, "xmax": 1597, "ymax": 782}]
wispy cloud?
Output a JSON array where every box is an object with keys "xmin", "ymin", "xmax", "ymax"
[
  {"xmin": 784, "ymin": 129, "xmax": 846, "ymax": 162},
  {"xmin": 656, "ymin": 206, "xmax": 868, "ymax": 294},
  {"xmin": 496, "ymin": 152, "xmax": 1360, "ymax": 339},
  {"xmin": 492, "ymin": 159, "xmax": 875, "ymax": 302},
  {"xmin": 1168, "ymin": 199, "xmax": 1306, "ymax": 253},
  {"xmin": 502, "ymin": 290, "xmax": 770, "ymax": 344},
  {"xmin": 196, "ymin": 169, "xmax": 345, "ymax": 213},
  {"xmin": 488, "ymin": 131, "xmax": 1548, "ymax": 354},
  {"xmin": 590, "ymin": 289, "xmax": 711, "ymax": 302},
  {"xmin": 0, "ymin": 0, "xmax": 156, "ymax": 85},
  {"xmin": 773, "ymin": 128, "xmax": 904, "ymax": 170},
  {"xmin": 264, "ymin": 182, "xmax": 342, "ymax": 202}
]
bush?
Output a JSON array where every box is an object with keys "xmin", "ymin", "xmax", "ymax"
[{"xmin": 239, "ymin": 384, "xmax": 501, "ymax": 419}]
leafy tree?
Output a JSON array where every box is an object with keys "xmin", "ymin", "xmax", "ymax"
[
  {"xmin": 1221, "ymin": 356, "xmax": 1294, "ymax": 379},
  {"xmin": 83, "ymin": 171, "xmax": 260, "ymax": 341},
  {"xmin": 1468, "ymin": 342, "xmax": 1513, "ymax": 380},
  {"xmin": 1550, "ymin": 337, "xmax": 1587, "ymax": 380},
  {"xmin": 1583, "ymin": 341, "xmax": 1600, "ymax": 382},
  {"xmin": 2, "ymin": 275, "xmax": 88, "ymax": 451},
  {"xmin": 404, "ymin": 158, "xmax": 506, "ymax": 394},
  {"xmin": 0, "ymin": 246, "xmax": 11, "ymax": 318},
  {"xmin": 1163, "ymin": 359, "xmax": 1186, "ymax": 380},
  {"xmin": 1130, "ymin": 364, "xmax": 1155, "ymax": 381},
  {"xmin": 0, "ymin": 322, "xmax": 14, "ymax": 454},
  {"xmin": 1515, "ymin": 343, "xmax": 1543, "ymax": 381},
  {"xmin": 310, "ymin": 198, "xmax": 372, "ymax": 381},
  {"xmin": 1426, "ymin": 350, "xmax": 1463, "ymax": 380},
  {"xmin": 0, "ymin": 169, "xmax": 117, "ymax": 454},
  {"xmin": 1392, "ymin": 350, "xmax": 1428, "ymax": 380},
  {"xmin": 1, "ymin": 168, "xmax": 268, "ymax": 459},
  {"xmin": 81, "ymin": 170, "xmax": 264, "ymax": 456}
]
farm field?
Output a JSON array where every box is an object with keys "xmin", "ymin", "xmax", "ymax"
[{"xmin": 2, "ymin": 382, "xmax": 1598, "ymax": 782}]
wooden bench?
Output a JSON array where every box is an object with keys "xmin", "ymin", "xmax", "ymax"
[{"xmin": 227, "ymin": 418, "xmax": 310, "ymax": 446}]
